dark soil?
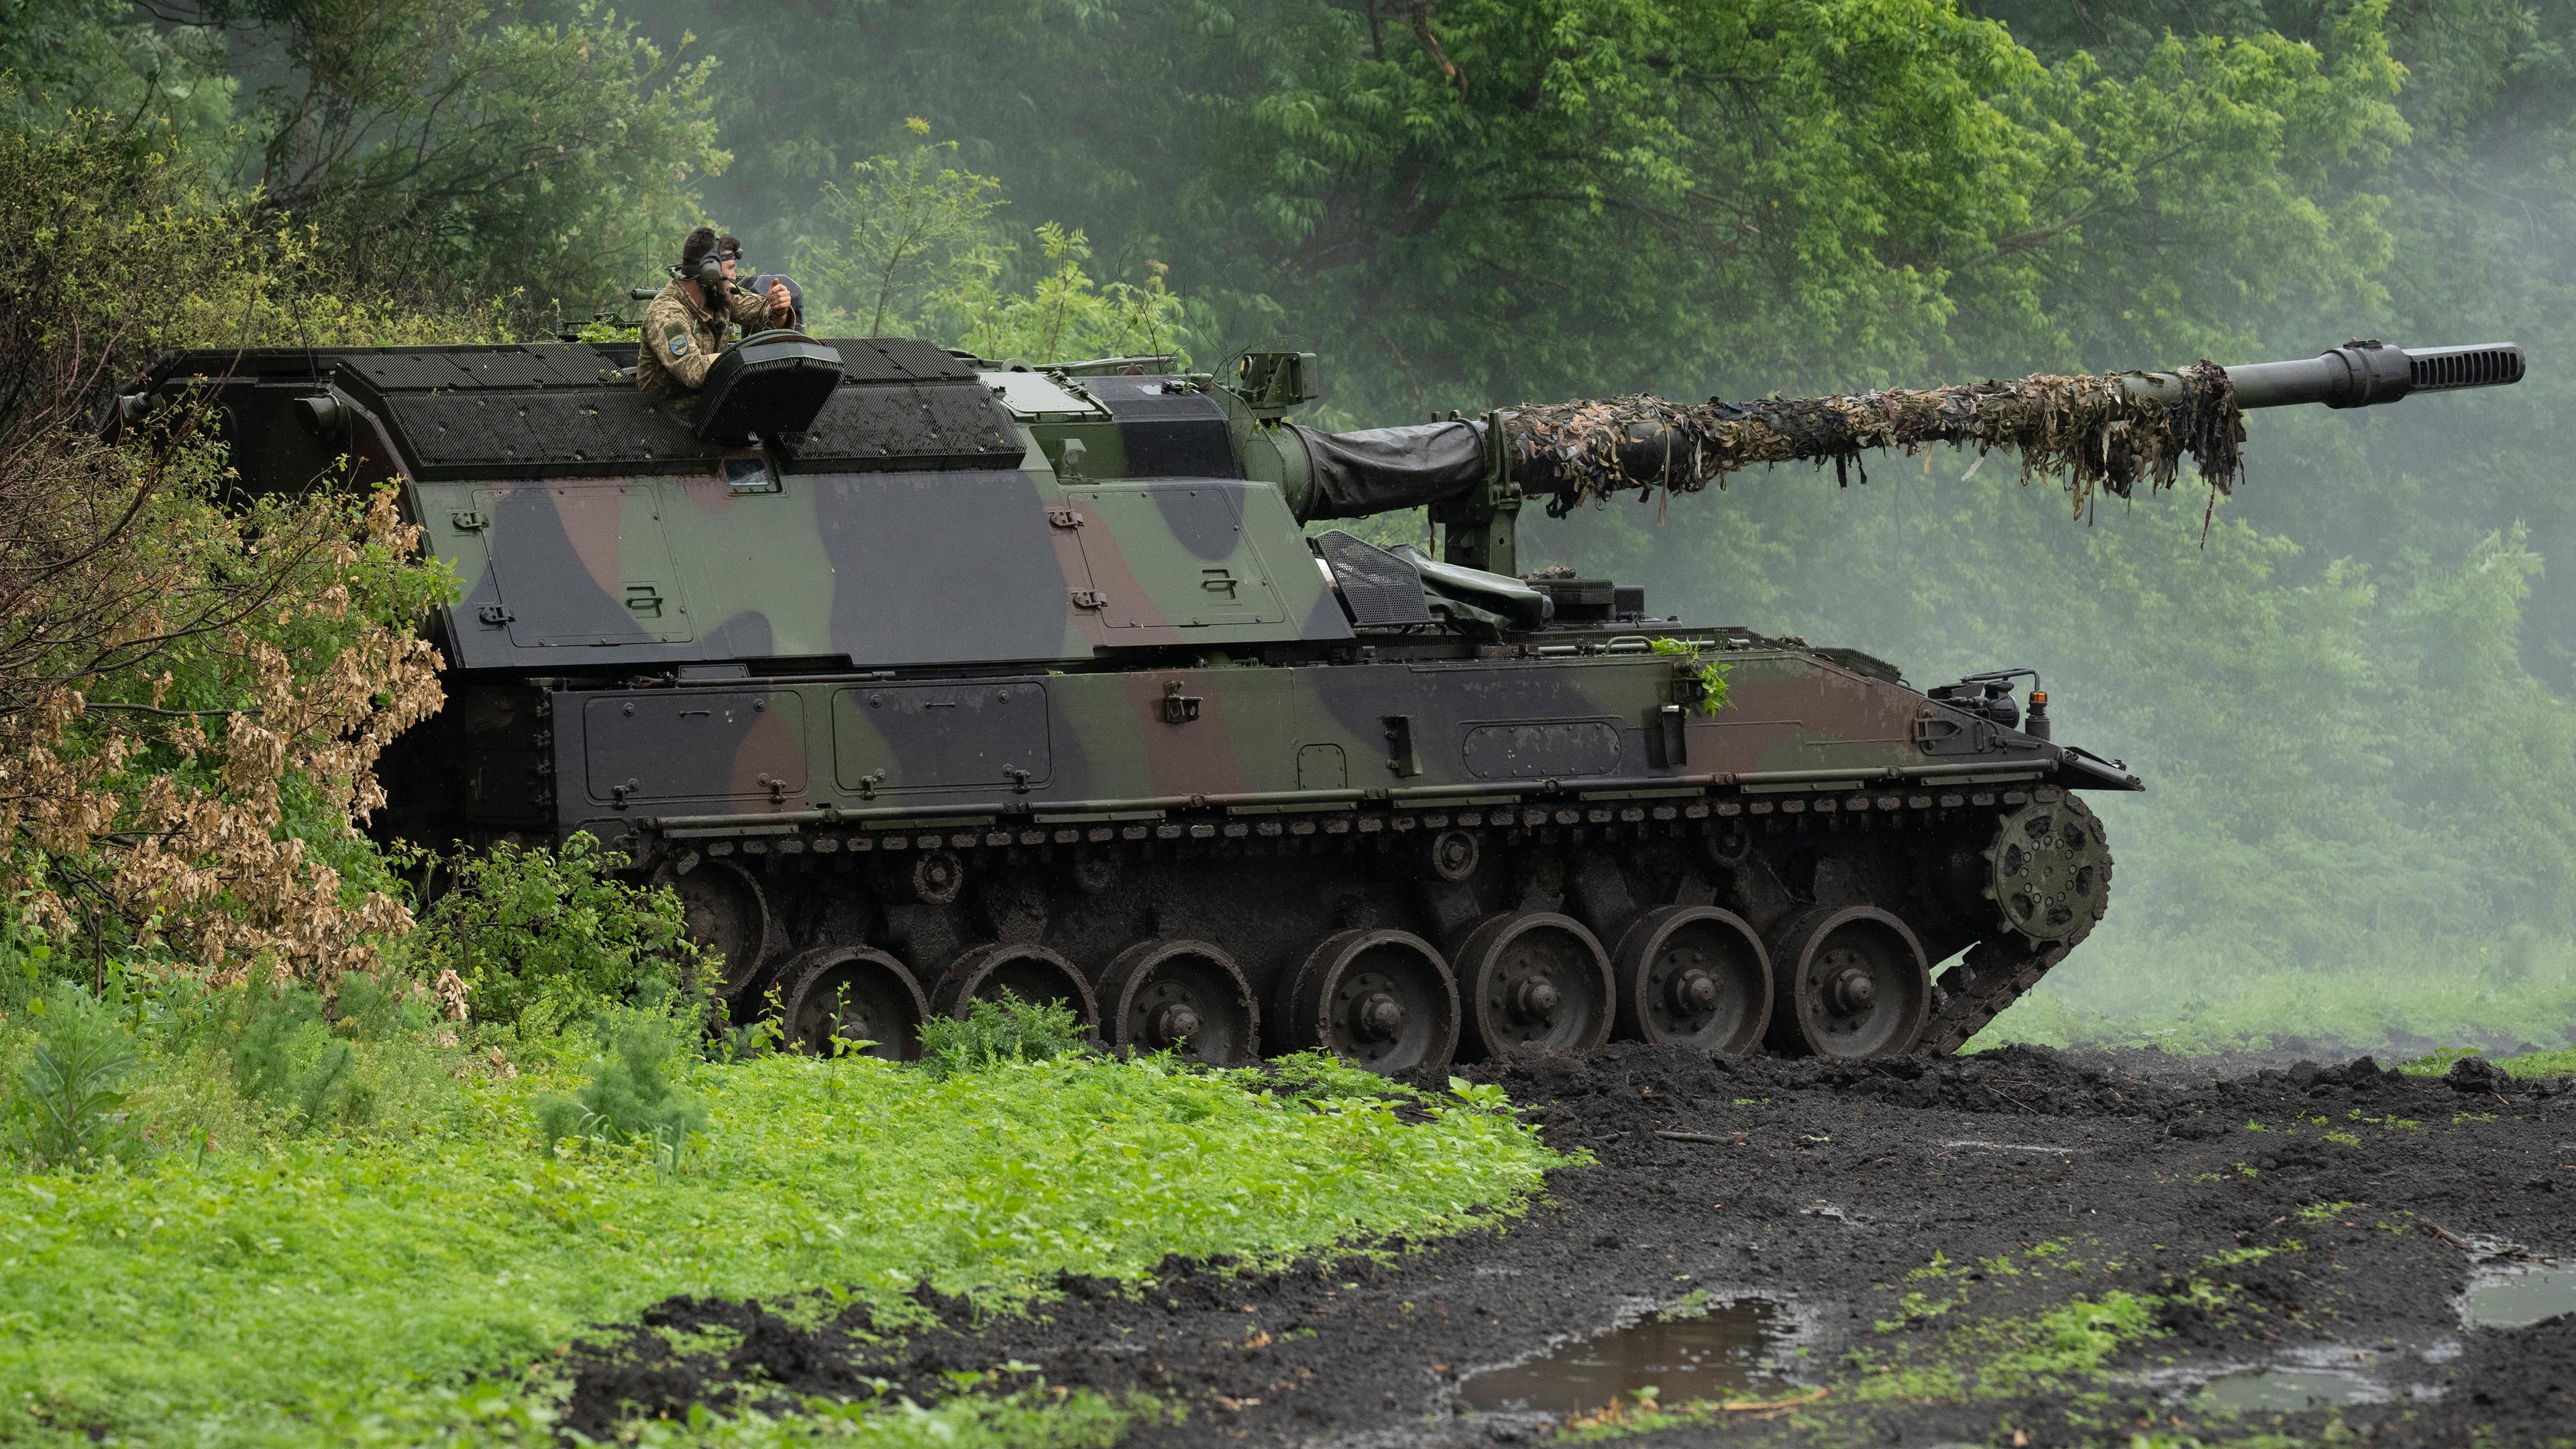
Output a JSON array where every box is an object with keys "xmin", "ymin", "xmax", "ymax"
[{"xmin": 561, "ymin": 1045, "xmax": 2576, "ymax": 1446}]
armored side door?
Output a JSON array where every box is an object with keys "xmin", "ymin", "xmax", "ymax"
[
  {"xmin": 449, "ymin": 480, "xmax": 696, "ymax": 651},
  {"xmin": 1057, "ymin": 480, "xmax": 1304, "ymax": 636}
]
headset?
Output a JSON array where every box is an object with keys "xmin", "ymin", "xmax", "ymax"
[
  {"xmin": 676, "ymin": 236, "xmax": 745, "ymax": 298},
  {"xmin": 666, "ymin": 238, "xmax": 804, "ymax": 330}
]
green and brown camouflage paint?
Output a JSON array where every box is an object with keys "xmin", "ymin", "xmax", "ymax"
[{"xmin": 135, "ymin": 337, "xmax": 2141, "ymax": 1067}]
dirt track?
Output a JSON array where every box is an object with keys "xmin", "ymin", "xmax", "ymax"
[{"xmin": 566, "ymin": 1045, "xmax": 2576, "ymax": 1446}]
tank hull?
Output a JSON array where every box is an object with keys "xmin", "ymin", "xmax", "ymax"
[{"xmin": 379, "ymin": 642, "xmax": 2118, "ymax": 1064}]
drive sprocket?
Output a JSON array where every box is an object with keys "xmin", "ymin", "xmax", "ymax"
[{"xmin": 1984, "ymin": 790, "xmax": 2112, "ymax": 947}]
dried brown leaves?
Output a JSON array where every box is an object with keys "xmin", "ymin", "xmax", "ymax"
[
  {"xmin": 0, "ymin": 111, "xmax": 476, "ymax": 986},
  {"xmin": 1502, "ymin": 363, "xmax": 2243, "ymax": 518},
  {"xmin": 0, "ymin": 478, "xmax": 446, "ymax": 984}
]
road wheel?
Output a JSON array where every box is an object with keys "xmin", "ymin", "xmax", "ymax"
[
  {"xmin": 779, "ymin": 946, "xmax": 926, "ymax": 1059},
  {"xmin": 931, "ymin": 942, "xmax": 1099, "ymax": 1035},
  {"xmin": 1610, "ymin": 905, "xmax": 1771, "ymax": 1055},
  {"xmin": 1099, "ymin": 939, "xmax": 1258, "ymax": 1065},
  {"xmin": 1766, "ymin": 905, "xmax": 1930, "ymax": 1059},
  {"xmin": 1453, "ymin": 911, "xmax": 1615, "ymax": 1061},
  {"xmin": 1275, "ymin": 928, "xmax": 1459, "ymax": 1076},
  {"xmin": 653, "ymin": 857, "xmax": 769, "ymax": 1000}
]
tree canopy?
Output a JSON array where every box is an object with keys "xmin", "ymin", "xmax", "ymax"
[{"xmin": 678, "ymin": 0, "xmax": 2408, "ymax": 407}]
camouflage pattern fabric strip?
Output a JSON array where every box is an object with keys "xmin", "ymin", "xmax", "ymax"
[{"xmin": 1503, "ymin": 362, "xmax": 2243, "ymax": 518}]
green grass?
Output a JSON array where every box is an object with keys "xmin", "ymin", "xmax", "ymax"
[
  {"xmin": 615, "ymin": 1387, "xmax": 1152, "ymax": 1448},
  {"xmin": 2396, "ymin": 1045, "xmax": 2576, "ymax": 1079},
  {"xmin": 1843, "ymin": 1238, "xmax": 2263, "ymax": 1409},
  {"xmin": 1972, "ymin": 938, "xmax": 2576, "ymax": 1057},
  {"xmin": 0, "ymin": 1051, "xmax": 1561, "ymax": 1446},
  {"xmin": 2499, "ymin": 1048, "xmax": 2576, "ymax": 1077},
  {"xmin": 1974, "ymin": 1289, "xmax": 2162, "ymax": 1391},
  {"xmin": 1847, "ymin": 1288, "xmax": 2173, "ymax": 1405}
]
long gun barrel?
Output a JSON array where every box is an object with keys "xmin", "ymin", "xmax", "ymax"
[
  {"xmin": 2129, "ymin": 340, "xmax": 2523, "ymax": 411},
  {"xmin": 1271, "ymin": 339, "xmax": 2526, "ymax": 574}
]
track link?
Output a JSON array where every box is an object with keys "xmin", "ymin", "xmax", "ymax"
[{"xmin": 1920, "ymin": 937, "xmax": 2072, "ymax": 1057}]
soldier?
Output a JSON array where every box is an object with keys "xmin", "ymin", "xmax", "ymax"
[{"xmin": 637, "ymin": 227, "xmax": 796, "ymax": 397}]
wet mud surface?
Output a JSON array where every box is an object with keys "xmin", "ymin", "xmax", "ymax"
[{"xmin": 565, "ymin": 1045, "xmax": 2576, "ymax": 1446}]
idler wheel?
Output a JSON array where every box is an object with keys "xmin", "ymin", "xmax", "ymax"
[
  {"xmin": 651, "ymin": 857, "xmax": 770, "ymax": 1000},
  {"xmin": 931, "ymin": 942, "xmax": 1099, "ymax": 1036},
  {"xmin": 1452, "ymin": 911, "xmax": 1614, "ymax": 1061},
  {"xmin": 1099, "ymin": 939, "xmax": 1259, "ymax": 1065},
  {"xmin": 778, "ymin": 945, "xmax": 928, "ymax": 1060},
  {"xmin": 1765, "ymin": 905, "xmax": 1931, "ymax": 1059},
  {"xmin": 1985, "ymin": 793, "xmax": 2114, "ymax": 946},
  {"xmin": 1609, "ymin": 905, "xmax": 1772, "ymax": 1055},
  {"xmin": 1276, "ymin": 928, "xmax": 1459, "ymax": 1075}
]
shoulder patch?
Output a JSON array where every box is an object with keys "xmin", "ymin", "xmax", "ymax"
[{"xmin": 668, "ymin": 335, "xmax": 690, "ymax": 356}]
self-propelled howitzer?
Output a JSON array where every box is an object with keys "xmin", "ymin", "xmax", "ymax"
[{"xmin": 120, "ymin": 335, "xmax": 2523, "ymax": 1069}]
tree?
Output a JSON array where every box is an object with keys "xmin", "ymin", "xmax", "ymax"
[
  {"xmin": 793, "ymin": 127, "xmax": 1214, "ymax": 364},
  {"xmin": 796, "ymin": 120, "xmax": 1009, "ymax": 337},
  {"xmin": 0, "ymin": 109, "xmax": 462, "ymax": 983},
  {"xmin": 73, "ymin": 0, "xmax": 733, "ymax": 315},
  {"xmin": 953, "ymin": 223, "xmax": 1206, "ymax": 365},
  {"xmin": 671, "ymin": 0, "xmax": 2403, "ymax": 410},
  {"xmin": 1, "ymin": 0, "xmax": 235, "ymax": 153}
]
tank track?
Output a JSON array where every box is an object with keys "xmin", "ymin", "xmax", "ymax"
[
  {"xmin": 1917, "ymin": 788, "xmax": 2114, "ymax": 1057},
  {"xmin": 647, "ymin": 783, "xmax": 2108, "ymax": 1067},
  {"xmin": 1921, "ymin": 939, "xmax": 2072, "ymax": 1058}
]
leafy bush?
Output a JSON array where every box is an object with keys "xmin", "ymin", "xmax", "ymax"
[
  {"xmin": 407, "ymin": 835, "xmax": 710, "ymax": 1036},
  {"xmin": 794, "ymin": 123, "xmax": 1212, "ymax": 366},
  {"xmin": 325, "ymin": 970, "xmax": 420, "ymax": 1044},
  {"xmin": 3, "ymin": 983, "xmax": 141, "ymax": 1171},
  {"xmin": 228, "ymin": 985, "xmax": 315, "ymax": 1104},
  {"xmin": 953, "ymin": 221, "xmax": 1202, "ymax": 366},
  {"xmin": 0, "ymin": 901, "xmax": 62, "ymax": 1017},
  {"xmin": 0, "ymin": 107, "xmax": 471, "ymax": 987},
  {"xmin": 223, "ymin": 984, "xmax": 376, "ymax": 1135},
  {"xmin": 86, "ymin": 968, "xmax": 468, "ymax": 1159},
  {"xmin": 536, "ymin": 1013, "xmax": 709, "ymax": 1173},
  {"xmin": 798, "ymin": 120, "xmax": 1010, "ymax": 338},
  {"xmin": 918, "ymin": 992, "xmax": 1089, "ymax": 1079}
]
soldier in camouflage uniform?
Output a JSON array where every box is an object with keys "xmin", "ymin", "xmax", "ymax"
[{"xmin": 637, "ymin": 227, "xmax": 794, "ymax": 398}]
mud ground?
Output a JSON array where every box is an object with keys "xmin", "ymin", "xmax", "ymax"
[{"xmin": 564, "ymin": 1046, "xmax": 2576, "ymax": 1446}]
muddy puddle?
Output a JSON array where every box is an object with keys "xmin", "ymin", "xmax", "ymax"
[
  {"xmin": 2171, "ymin": 1341, "xmax": 2459, "ymax": 1416},
  {"xmin": 2195, "ymin": 1365, "xmax": 2381, "ymax": 1412},
  {"xmin": 2463, "ymin": 1260, "xmax": 2576, "ymax": 1329},
  {"xmin": 1455, "ymin": 1296, "xmax": 1801, "ymax": 1415}
]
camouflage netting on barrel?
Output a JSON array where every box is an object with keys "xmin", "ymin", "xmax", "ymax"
[{"xmin": 1502, "ymin": 363, "xmax": 2244, "ymax": 519}]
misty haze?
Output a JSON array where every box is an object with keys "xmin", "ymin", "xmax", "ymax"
[{"xmin": 4, "ymin": 3, "xmax": 2573, "ymax": 1446}]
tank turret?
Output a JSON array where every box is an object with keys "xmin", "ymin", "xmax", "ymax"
[{"xmin": 119, "ymin": 334, "xmax": 2523, "ymax": 1069}]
